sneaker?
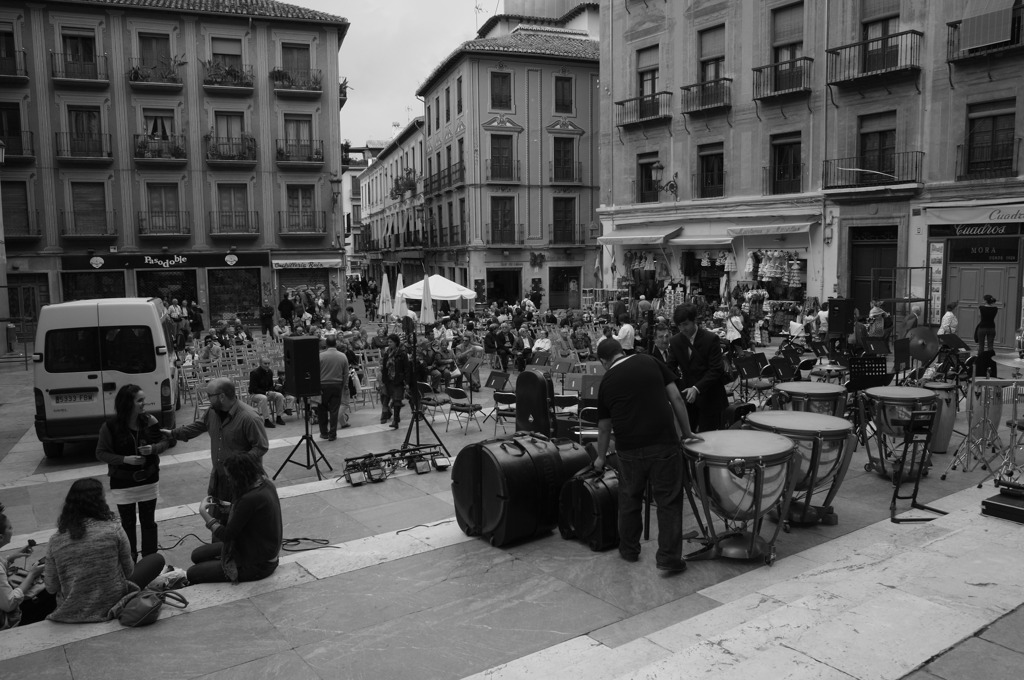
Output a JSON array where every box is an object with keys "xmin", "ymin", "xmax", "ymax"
[
  {"xmin": 264, "ymin": 419, "xmax": 276, "ymax": 429},
  {"xmin": 275, "ymin": 416, "xmax": 286, "ymax": 425},
  {"xmin": 656, "ymin": 559, "xmax": 687, "ymax": 573}
]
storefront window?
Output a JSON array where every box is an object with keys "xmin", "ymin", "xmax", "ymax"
[
  {"xmin": 136, "ymin": 269, "xmax": 198, "ymax": 306},
  {"xmin": 61, "ymin": 271, "xmax": 126, "ymax": 301},
  {"xmin": 208, "ymin": 267, "xmax": 261, "ymax": 327}
]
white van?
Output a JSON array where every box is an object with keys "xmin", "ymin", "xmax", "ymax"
[{"xmin": 33, "ymin": 297, "xmax": 180, "ymax": 458}]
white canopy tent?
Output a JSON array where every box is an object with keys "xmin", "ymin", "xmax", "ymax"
[{"xmin": 397, "ymin": 274, "xmax": 477, "ymax": 301}]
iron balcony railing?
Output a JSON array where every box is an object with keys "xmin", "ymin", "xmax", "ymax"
[
  {"xmin": 956, "ymin": 139, "xmax": 1021, "ymax": 181},
  {"xmin": 278, "ymin": 211, "xmax": 326, "ymax": 234},
  {"xmin": 692, "ymin": 171, "xmax": 726, "ymax": 199},
  {"xmin": 271, "ymin": 67, "xmax": 322, "ymax": 91},
  {"xmin": 4, "ymin": 209, "xmax": 40, "ymax": 239},
  {"xmin": 0, "ymin": 50, "xmax": 27, "ymax": 78},
  {"xmin": 202, "ymin": 62, "xmax": 255, "ymax": 88},
  {"xmin": 133, "ymin": 134, "xmax": 187, "ymax": 160},
  {"xmin": 126, "ymin": 57, "xmax": 183, "ymax": 85},
  {"xmin": 0, "ymin": 131, "xmax": 34, "ymax": 157},
  {"xmin": 947, "ymin": 9, "xmax": 1024, "ymax": 61},
  {"xmin": 449, "ymin": 226, "xmax": 464, "ymax": 245},
  {"xmin": 55, "ymin": 132, "xmax": 112, "ymax": 158},
  {"xmin": 51, "ymin": 53, "xmax": 108, "ymax": 81},
  {"xmin": 447, "ymin": 161, "xmax": 466, "ymax": 187},
  {"xmin": 549, "ymin": 222, "xmax": 587, "ymax": 245},
  {"xmin": 275, "ymin": 139, "xmax": 324, "ymax": 163},
  {"xmin": 680, "ymin": 78, "xmax": 732, "ymax": 113},
  {"xmin": 61, "ymin": 210, "xmax": 117, "ymax": 237},
  {"xmin": 762, "ymin": 163, "xmax": 805, "ymax": 195},
  {"xmin": 550, "ymin": 161, "xmax": 582, "ymax": 183},
  {"xmin": 204, "ymin": 136, "xmax": 257, "ymax": 162},
  {"xmin": 486, "ymin": 222, "xmax": 524, "ymax": 245},
  {"xmin": 827, "ymin": 30, "xmax": 923, "ymax": 85},
  {"xmin": 632, "ymin": 180, "xmax": 660, "ymax": 204},
  {"xmin": 615, "ymin": 92, "xmax": 673, "ymax": 127},
  {"xmin": 138, "ymin": 211, "xmax": 191, "ymax": 236},
  {"xmin": 752, "ymin": 57, "xmax": 813, "ymax": 99},
  {"xmin": 208, "ymin": 211, "xmax": 259, "ymax": 235},
  {"xmin": 822, "ymin": 151, "xmax": 924, "ymax": 189},
  {"xmin": 486, "ymin": 159, "xmax": 521, "ymax": 182}
]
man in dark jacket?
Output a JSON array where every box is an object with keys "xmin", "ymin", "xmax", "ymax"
[
  {"xmin": 277, "ymin": 293, "xmax": 294, "ymax": 323},
  {"xmin": 667, "ymin": 303, "xmax": 729, "ymax": 432},
  {"xmin": 380, "ymin": 334, "xmax": 411, "ymax": 429},
  {"xmin": 259, "ymin": 300, "xmax": 276, "ymax": 337}
]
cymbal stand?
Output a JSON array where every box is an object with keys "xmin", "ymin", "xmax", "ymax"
[
  {"xmin": 940, "ymin": 379, "xmax": 1004, "ymax": 481},
  {"xmin": 975, "ymin": 380, "xmax": 1024, "ymax": 491}
]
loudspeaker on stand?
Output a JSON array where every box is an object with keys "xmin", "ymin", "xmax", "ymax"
[{"xmin": 283, "ymin": 336, "xmax": 321, "ymax": 397}]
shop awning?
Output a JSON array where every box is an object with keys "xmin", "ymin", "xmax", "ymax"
[
  {"xmin": 667, "ymin": 236, "xmax": 734, "ymax": 247},
  {"xmin": 725, "ymin": 223, "xmax": 814, "ymax": 237},
  {"xmin": 272, "ymin": 258, "xmax": 344, "ymax": 269},
  {"xmin": 597, "ymin": 225, "xmax": 681, "ymax": 246},
  {"xmin": 960, "ymin": 0, "xmax": 1017, "ymax": 51}
]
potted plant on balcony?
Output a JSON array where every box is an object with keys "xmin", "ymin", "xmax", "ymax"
[
  {"xmin": 156, "ymin": 54, "xmax": 187, "ymax": 83},
  {"xmin": 276, "ymin": 146, "xmax": 290, "ymax": 161},
  {"xmin": 135, "ymin": 137, "xmax": 149, "ymax": 158},
  {"xmin": 312, "ymin": 146, "xmax": 323, "ymax": 162},
  {"xmin": 270, "ymin": 67, "xmax": 293, "ymax": 88},
  {"xmin": 307, "ymin": 71, "xmax": 322, "ymax": 90},
  {"xmin": 339, "ymin": 77, "xmax": 350, "ymax": 105},
  {"xmin": 128, "ymin": 63, "xmax": 152, "ymax": 82},
  {"xmin": 170, "ymin": 143, "xmax": 186, "ymax": 159}
]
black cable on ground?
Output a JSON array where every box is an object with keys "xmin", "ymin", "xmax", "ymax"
[
  {"xmin": 158, "ymin": 533, "xmax": 210, "ymax": 551},
  {"xmin": 281, "ymin": 537, "xmax": 339, "ymax": 552},
  {"xmin": 395, "ymin": 518, "xmax": 455, "ymax": 535}
]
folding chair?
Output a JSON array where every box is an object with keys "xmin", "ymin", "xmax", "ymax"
[
  {"xmin": 445, "ymin": 387, "xmax": 483, "ymax": 433},
  {"xmin": 491, "ymin": 391, "xmax": 517, "ymax": 435},
  {"xmin": 417, "ymin": 381, "xmax": 447, "ymax": 419},
  {"xmin": 735, "ymin": 354, "xmax": 775, "ymax": 405},
  {"xmin": 573, "ymin": 406, "xmax": 600, "ymax": 445}
]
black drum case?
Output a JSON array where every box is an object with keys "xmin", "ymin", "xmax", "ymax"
[{"xmin": 559, "ymin": 466, "xmax": 620, "ymax": 552}]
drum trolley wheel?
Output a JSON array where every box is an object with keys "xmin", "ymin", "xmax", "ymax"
[{"xmin": 889, "ymin": 410, "xmax": 947, "ymax": 523}]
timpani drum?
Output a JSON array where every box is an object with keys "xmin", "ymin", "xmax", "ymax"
[
  {"xmin": 744, "ymin": 411, "xmax": 855, "ymax": 527},
  {"xmin": 923, "ymin": 381, "xmax": 956, "ymax": 454},
  {"xmin": 861, "ymin": 386, "xmax": 937, "ymax": 479},
  {"xmin": 683, "ymin": 430, "xmax": 796, "ymax": 564},
  {"xmin": 770, "ymin": 381, "xmax": 848, "ymax": 417}
]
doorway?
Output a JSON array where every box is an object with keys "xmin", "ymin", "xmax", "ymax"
[
  {"xmin": 6, "ymin": 274, "xmax": 50, "ymax": 342},
  {"xmin": 486, "ymin": 268, "xmax": 520, "ymax": 306},
  {"xmin": 849, "ymin": 225, "xmax": 897, "ymax": 317},
  {"xmin": 947, "ymin": 263, "xmax": 1019, "ymax": 348},
  {"xmin": 549, "ymin": 267, "xmax": 581, "ymax": 309}
]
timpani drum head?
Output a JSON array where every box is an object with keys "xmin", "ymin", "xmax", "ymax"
[
  {"xmin": 863, "ymin": 386, "xmax": 935, "ymax": 402},
  {"xmin": 923, "ymin": 382, "xmax": 956, "ymax": 392},
  {"xmin": 864, "ymin": 386, "xmax": 936, "ymax": 440},
  {"xmin": 683, "ymin": 430, "xmax": 794, "ymax": 464},
  {"xmin": 745, "ymin": 412, "xmax": 853, "ymax": 491},
  {"xmin": 775, "ymin": 382, "xmax": 846, "ymax": 397}
]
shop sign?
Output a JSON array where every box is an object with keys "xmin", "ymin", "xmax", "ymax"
[
  {"xmin": 271, "ymin": 259, "xmax": 343, "ymax": 269},
  {"xmin": 62, "ymin": 251, "xmax": 270, "ymax": 270},
  {"xmin": 947, "ymin": 237, "xmax": 1019, "ymax": 263},
  {"xmin": 928, "ymin": 223, "xmax": 1023, "ymax": 237}
]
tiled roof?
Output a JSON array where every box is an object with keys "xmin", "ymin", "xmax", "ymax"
[
  {"xmin": 475, "ymin": 2, "xmax": 598, "ymax": 39},
  {"xmin": 59, "ymin": 0, "xmax": 347, "ymax": 24},
  {"xmin": 417, "ymin": 27, "xmax": 599, "ymax": 96}
]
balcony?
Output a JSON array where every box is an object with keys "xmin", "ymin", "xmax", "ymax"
[
  {"xmin": 208, "ymin": 211, "xmax": 260, "ymax": 238},
  {"xmin": 55, "ymin": 133, "xmax": 113, "ymax": 164},
  {"xmin": 632, "ymin": 180, "xmax": 660, "ymax": 204},
  {"xmin": 275, "ymin": 139, "xmax": 324, "ymax": 169},
  {"xmin": 956, "ymin": 139, "xmax": 1021, "ymax": 181},
  {"xmin": 0, "ymin": 132, "xmax": 35, "ymax": 164},
  {"xmin": 550, "ymin": 222, "xmax": 587, "ymax": 245},
  {"xmin": 126, "ymin": 57, "xmax": 184, "ymax": 91},
  {"xmin": 0, "ymin": 50, "xmax": 28, "ymax": 84},
  {"xmin": 822, "ymin": 151, "xmax": 924, "ymax": 189},
  {"xmin": 550, "ymin": 161, "xmax": 582, "ymax": 183},
  {"xmin": 762, "ymin": 163, "xmax": 805, "ymax": 195},
  {"xmin": 826, "ymin": 30, "xmax": 923, "ymax": 87},
  {"xmin": 485, "ymin": 222, "xmax": 524, "ymax": 245},
  {"xmin": 202, "ymin": 62, "xmax": 255, "ymax": 95},
  {"xmin": 947, "ymin": 10, "xmax": 1024, "ymax": 62},
  {"xmin": 133, "ymin": 134, "xmax": 188, "ymax": 166},
  {"xmin": 60, "ymin": 210, "xmax": 117, "ymax": 238},
  {"xmin": 449, "ymin": 225, "xmax": 465, "ymax": 245},
  {"xmin": 204, "ymin": 136, "xmax": 257, "ymax": 168},
  {"xmin": 271, "ymin": 67, "xmax": 322, "ymax": 99},
  {"xmin": 753, "ymin": 58, "xmax": 814, "ymax": 100},
  {"xmin": 51, "ymin": 53, "xmax": 109, "ymax": 88},
  {"xmin": 278, "ymin": 211, "xmax": 327, "ymax": 237},
  {"xmin": 138, "ymin": 211, "xmax": 191, "ymax": 238},
  {"xmin": 615, "ymin": 92, "xmax": 673, "ymax": 128},
  {"xmin": 680, "ymin": 78, "xmax": 733, "ymax": 114},
  {"xmin": 447, "ymin": 161, "xmax": 466, "ymax": 188},
  {"xmin": 423, "ymin": 172, "xmax": 441, "ymax": 195},
  {"xmin": 486, "ymin": 159, "xmax": 520, "ymax": 183},
  {"xmin": 5, "ymin": 210, "xmax": 41, "ymax": 241},
  {"xmin": 692, "ymin": 171, "xmax": 726, "ymax": 199}
]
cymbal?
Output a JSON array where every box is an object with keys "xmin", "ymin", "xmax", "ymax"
[{"xmin": 907, "ymin": 327, "xmax": 940, "ymax": 362}]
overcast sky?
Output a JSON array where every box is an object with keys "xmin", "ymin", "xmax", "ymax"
[{"xmin": 297, "ymin": 0, "xmax": 500, "ymax": 145}]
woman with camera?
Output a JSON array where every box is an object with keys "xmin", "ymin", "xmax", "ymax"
[{"xmin": 96, "ymin": 384, "xmax": 172, "ymax": 562}]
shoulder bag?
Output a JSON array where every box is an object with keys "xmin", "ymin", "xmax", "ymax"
[{"xmin": 112, "ymin": 589, "xmax": 189, "ymax": 627}]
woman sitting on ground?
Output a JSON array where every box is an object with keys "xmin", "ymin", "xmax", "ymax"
[
  {"xmin": 188, "ymin": 454, "xmax": 282, "ymax": 584},
  {"xmin": 43, "ymin": 478, "xmax": 165, "ymax": 623}
]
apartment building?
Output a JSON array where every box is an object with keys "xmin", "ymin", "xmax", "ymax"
[
  {"xmin": 0, "ymin": 0, "xmax": 348, "ymax": 332},
  {"xmin": 599, "ymin": 0, "xmax": 1024, "ymax": 344}
]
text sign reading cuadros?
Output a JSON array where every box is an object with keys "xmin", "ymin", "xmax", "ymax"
[{"xmin": 928, "ymin": 223, "xmax": 1023, "ymax": 238}]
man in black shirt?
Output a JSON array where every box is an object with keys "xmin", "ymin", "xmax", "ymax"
[{"xmin": 594, "ymin": 339, "xmax": 698, "ymax": 573}]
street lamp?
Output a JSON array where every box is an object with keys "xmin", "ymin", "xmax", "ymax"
[
  {"xmin": 651, "ymin": 160, "xmax": 678, "ymax": 200},
  {"xmin": 329, "ymin": 176, "xmax": 342, "ymax": 206}
]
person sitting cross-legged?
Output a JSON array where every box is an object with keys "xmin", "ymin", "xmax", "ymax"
[{"xmin": 249, "ymin": 357, "xmax": 286, "ymax": 428}]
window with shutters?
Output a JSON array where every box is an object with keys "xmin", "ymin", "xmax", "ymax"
[
  {"xmin": 0, "ymin": 103, "xmax": 24, "ymax": 155},
  {"xmin": 445, "ymin": 87, "xmax": 451, "ymax": 122},
  {"xmin": 457, "ymin": 76, "xmax": 463, "ymax": 114},
  {"xmin": 216, "ymin": 183, "xmax": 249, "ymax": 232},
  {"xmin": 698, "ymin": 143, "xmax": 725, "ymax": 198},
  {"xmin": 211, "ymin": 37, "xmax": 242, "ymax": 69},
  {"xmin": 772, "ymin": 3, "xmax": 805, "ymax": 91},
  {"xmin": 138, "ymin": 33, "xmax": 170, "ymax": 67},
  {"xmin": 283, "ymin": 114, "xmax": 313, "ymax": 159},
  {"xmin": 965, "ymin": 99, "xmax": 1017, "ymax": 178},
  {"xmin": 554, "ymin": 76, "xmax": 573, "ymax": 114},
  {"xmin": 770, "ymin": 133, "xmax": 802, "ymax": 194},
  {"xmin": 212, "ymin": 111, "xmax": 248, "ymax": 158},
  {"xmin": 552, "ymin": 197, "xmax": 576, "ymax": 244},
  {"xmin": 146, "ymin": 183, "xmax": 181, "ymax": 233},
  {"xmin": 858, "ymin": 111, "xmax": 896, "ymax": 177},
  {"xmin": 861, "ymin": 0, "xmax": 900, "ymax": 73},
  {"xmin": 426, "ymin": 104, "xmax": 431, "ymax": 135},
  {"xmin": 143, "ymin": 108, "xmax": 174, "ymax": 140},
  {"xmin": 700, "ymin": 26, "xmax": 725, "ymax": 82},
  {"xmin": 552, "ymin": 137, "xmax": 576, "ymax": 182},
  {"xmin": 636, "ymin": 153, "xmax": 659, "ymax": 203},
  {"xmin": 281, "ymin": 43, "xmax": 311, "ymax": 73},
  {"xmin": 69, "ymin": 182, "xmax": 108, "ymax": 235},
  {"xmin": 286, "ymin": 184, "xmax": 316, "ymax": 230},
  {"xmin": 67, "ymin": 106, "xmax": 102, "ymax": 156},
  {"xmin": 636, "ymin": 45, "xmax": 660, "ymax": 118},
  {"xmin": 490, "ymin": 196, "xmax": 515, "ymax": 243},
  {"xmin": 0, "ymin": 23, "xmax": 21, "ymax": 76},
  {"xmin": 435, "ymin": 96, "xmax": 441, "ymax": 129},
  {"xmin": 459, "ymin": 197, "xmax": 466, "ymax": 243},
  {"xmin": 491, "ymin": 71, "xmax": 512, "ymax": 110},
  {"xmin": 61, "ymin": 29, "xmax": 97, "ymax": 78},
  {"xmin": 1, "ymin": 181, "xmax": 32, "ymax": 237},
  {"xmin": 489, "ymin": 134, "xmax": 515, "ymax": 180}
]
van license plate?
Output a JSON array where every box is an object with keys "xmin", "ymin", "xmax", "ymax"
[{"xmin": 54, "ymin": 393, "xmax": 95, "ymax": 404}]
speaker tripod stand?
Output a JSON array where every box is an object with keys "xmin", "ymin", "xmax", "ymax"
[{"xmin": 274, "ymin": 396, "xmax": 332, "ymax": 481}]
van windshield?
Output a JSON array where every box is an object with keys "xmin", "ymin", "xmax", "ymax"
[{"xmin": 45, "ymin": 326, "xmax": 156, "ymax": 374}]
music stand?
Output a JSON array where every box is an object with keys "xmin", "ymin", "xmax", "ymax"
[
  {"xmin": 564, "ymin": 372, "xmax": 584, "ymax": 394},
  {"xmin": 551, "ymin": 358, "xmax": 575, "ymax": 394},
  {"xmin": 485, "ymin": 371, "xmax": 510, "ymax": 391},
  {"xmin": 462, "ymin": 357, "xmax": 483, "ymax": 405},
  {"xmin": 274, "ymin": 395, "xmax": 332, "ymax": 481}
]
